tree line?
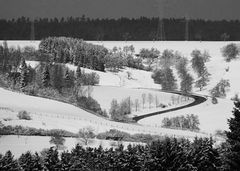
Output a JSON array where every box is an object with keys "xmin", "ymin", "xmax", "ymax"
[
  {"xmin": 1, "ymin": 16, "xmax": 240, "ymax": 40},
  {"xmin": 0, "ymin": 137, "xmax": 224, "ymax": 170},
  {"xmin": 162, "ymin": 114, "xmax": 200, "ymax": 131}
]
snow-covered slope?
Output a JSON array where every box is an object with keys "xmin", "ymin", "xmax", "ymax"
[
  {"xmin": 4, "ymin": 40, "xmax": 240, "ymax": 97},
  {"xmin": 2, "ymin": 40, "xmax": 239, "ymax": 135}
]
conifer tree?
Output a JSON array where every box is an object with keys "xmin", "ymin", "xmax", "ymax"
[
  {"xmin": 76, "ymin": 63, "xmax": 82, "ymax": 79},
  {"xmin": 20, "ymin": 58, "xmax": 28, "ymax": 89},
  {"xmin": 42, "ymin": 65, "xmax": 50, "ymax": 87},
  {"xmin": 226, "ymin": 100, "xmax": 240, "ymax": 170},
  {"xmin": 18, "ymin": 151, "xmax": 43, "ymax": 171},
  {"xmin": 64, "ymin": 69, "xmax": 71, "ymax": 88},
  {"xmin": 0, "ymin": 151, "xmax": 20, "ymax": 170},
  {"xmin": 44, "ymin": 147, "xmax": 61, "ymax": 170}
]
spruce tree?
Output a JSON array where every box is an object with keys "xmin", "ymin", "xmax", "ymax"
[
  {"xmin": 226, "ymin": 100, "xmax": 240, "ymax": 170},
  {"xmin": 42, "ymin": 65, "xmax": 50, "ymax": 87},
  {"xmin": 19, "ymin": 151, "xmax": 43, "ymax": 171},
  {"xmin": 76, "ymin": 63, "xmax": 82, "ymax": 79},
  {"xmin": 44, "ymin": 147, "xmax": 61, "ymax": 170},
  {"xmin": 19, "ymin": 58, "xmax": 28, "ymax": 89},
  {"xmin": 0, "ymin": 151, "xmax": 20, "ymax": 170},
  {"xmin": 64, "ymin": 69, "xmax": 71, "ymax": 88}
]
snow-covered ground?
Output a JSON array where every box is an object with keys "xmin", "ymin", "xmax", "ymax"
[
  {"xmin": 0, "ymin": 87, "xmax": 200, "ymax": 137},
  {"xmin": 1, "ymin": 40, "xmax": 239, "ymax": 136},
  {"xmin": 0, "ymin": 135, "xmax": 145, "ymax": 158}
]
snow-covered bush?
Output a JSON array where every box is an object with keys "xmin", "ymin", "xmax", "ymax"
[{"xmin": 17, "ymin": 110, "xmax": 31, "ymax": 120}]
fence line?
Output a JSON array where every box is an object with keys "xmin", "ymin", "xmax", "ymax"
[{"xmin": 30, "ymin": 112, "xmax": 208, "ymax": 138}]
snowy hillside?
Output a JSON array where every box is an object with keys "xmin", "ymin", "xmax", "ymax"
[
  {"xmin": 1, "ymin": 40, "xmax": 239, "ymax": 135},
  {"xmin": 2, "ymin": 40, "xmax": 240, "ymax": 97}
]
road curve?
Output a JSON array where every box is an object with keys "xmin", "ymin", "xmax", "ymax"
[{"xmin": 132, "ymin": 89, "xmax": 208, "ymax": 122}]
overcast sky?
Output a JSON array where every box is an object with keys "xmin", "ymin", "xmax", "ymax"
[{"xmin": 0, "ymin": 0, "xmax": 238, "ymax": 20}]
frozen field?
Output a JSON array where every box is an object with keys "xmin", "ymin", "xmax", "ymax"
[{"xmin": 0, "ymin": 135, "xmax": 145, "ymax": 158}]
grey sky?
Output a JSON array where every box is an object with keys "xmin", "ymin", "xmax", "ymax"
[{"xmin": 0, "ymin": 0, "xmax": 238, "ymax": 20}]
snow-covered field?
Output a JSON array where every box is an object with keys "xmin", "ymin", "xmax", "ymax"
[
  {"xmin": 0, "ymin": 87, "xmax": 198, "ymax": 136},
  {"xmin": 0, "ymin": 135, "xmax": 145, "ymax": 158}
]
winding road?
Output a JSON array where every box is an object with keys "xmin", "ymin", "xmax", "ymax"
[{"xmin": 132, "ymin": 89, "xmax": 208, "ymax": 122}]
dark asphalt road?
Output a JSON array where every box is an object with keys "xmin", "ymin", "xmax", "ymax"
[{"xmin": 132, "ymin": 89, "xmax": 208, "ymax": 122}]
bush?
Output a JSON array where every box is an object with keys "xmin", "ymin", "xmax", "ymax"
[
  {"xmin": 17, "ymin": 110, "xmax": 31, "ymax": 120},
  {"xmin": 212, "ymin": 97, "xmax": 218, "ymax": 104},
  {"xmin": 221, "ymin": 43, "xmax": 240, "ymax": 62}
]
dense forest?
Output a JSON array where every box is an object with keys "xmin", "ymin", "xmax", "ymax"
[{"xmin": 0, "ymin": 16, "xmax": 240, "ymax": 40}]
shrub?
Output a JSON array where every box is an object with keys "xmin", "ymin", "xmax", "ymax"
[
  {"xmin": 221, "ymin": 43, "xmax": 240, "ymax": 62},
  {"xmin": 17, "ymin": 110, "xmax": 31, "ymax": 120},
  {"xmin": 212, "ymin": 97, "xmax": 218, "ymax": 104}
]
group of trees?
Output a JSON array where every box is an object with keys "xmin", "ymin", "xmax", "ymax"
[
  {"xmin": 1, "ymin": 16, "xmax": 240, "ymax": 40},
  {"xmin": 0, "ymin": 137, "xmax": 224, "ymax": 170},
  {"xmin": 39, "ymin": 37, "xmax": 107, "ymax": 71},
  {"xmin": 0, "ymin": 40, "xmax": 107, "ymax": 117},
  {"xmin": 105, "ymin": 46, "xmax": 143, "ymax": 71},
  {"xmin": 109, "ymin": 93, "xmax": 168, "ymax": 122},
  {"xmin": 109, "ymin": 97, "xmax": 132, "ymax": 122},
  {"xmin": 139, "ymin": 48, "xmax": 160, "ymax": 70},
  {"xmin": 162, "ymin": 114, "xmax": 200, "ymax": 131},
  {"xmin": 176, "ymin": 57, "xmax": 194, "ymax": 93},
  {"xmin": 152, "ymin": 50, "xmax": 194, "ymax": 93},
  {"xmin": 152, "ymin": 50, "xmax": 177, "ymax": 91}
]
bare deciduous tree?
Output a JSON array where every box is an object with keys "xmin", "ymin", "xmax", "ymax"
[{"xmin": 78, "ymin": 127, "xmax": 95, "ymax": 145}]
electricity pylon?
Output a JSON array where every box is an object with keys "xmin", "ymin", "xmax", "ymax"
[
  {"xmin": 30, "ymin": 18, "xmax": 35, "ymax": 41},
  {"xmin": 156, "ymin": 0, "xmax": 166, "ymax": 41}
]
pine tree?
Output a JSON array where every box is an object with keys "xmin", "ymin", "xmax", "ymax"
[
  {"xmin": 19, "ymin": 151, "xmax": 43, "ymax": 171},
  {"xmin": 0, "ymin": 151, "xmax": 20, "ymax": 170},
  {"xmin": 226, "ymin": 100, "xmax": 240, "ymax": 170},
  {"xmin": 19, "ymin": 57, "xmax": 27, "ymax": 72},
  {"xmin": 76, "ymin": 63, "xmax": 82, "ymax": 79},
  {"xmin": 2, "ymin": 41, "xmax": 9, "ymax": 72},
  {"xmin": 42, "ymin": 65, "xmax": 50, "ymax": 87},
  {"xmin": 44, "ymin": 147, "xmax": 61, "ymax": 170},
  {"xmin": 19, "ymin": 58, "xmax": 28, "ymax": 89},
  {"xmin": 64, "ymin": 69, "xmax": 71, "ymax": 88}
]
